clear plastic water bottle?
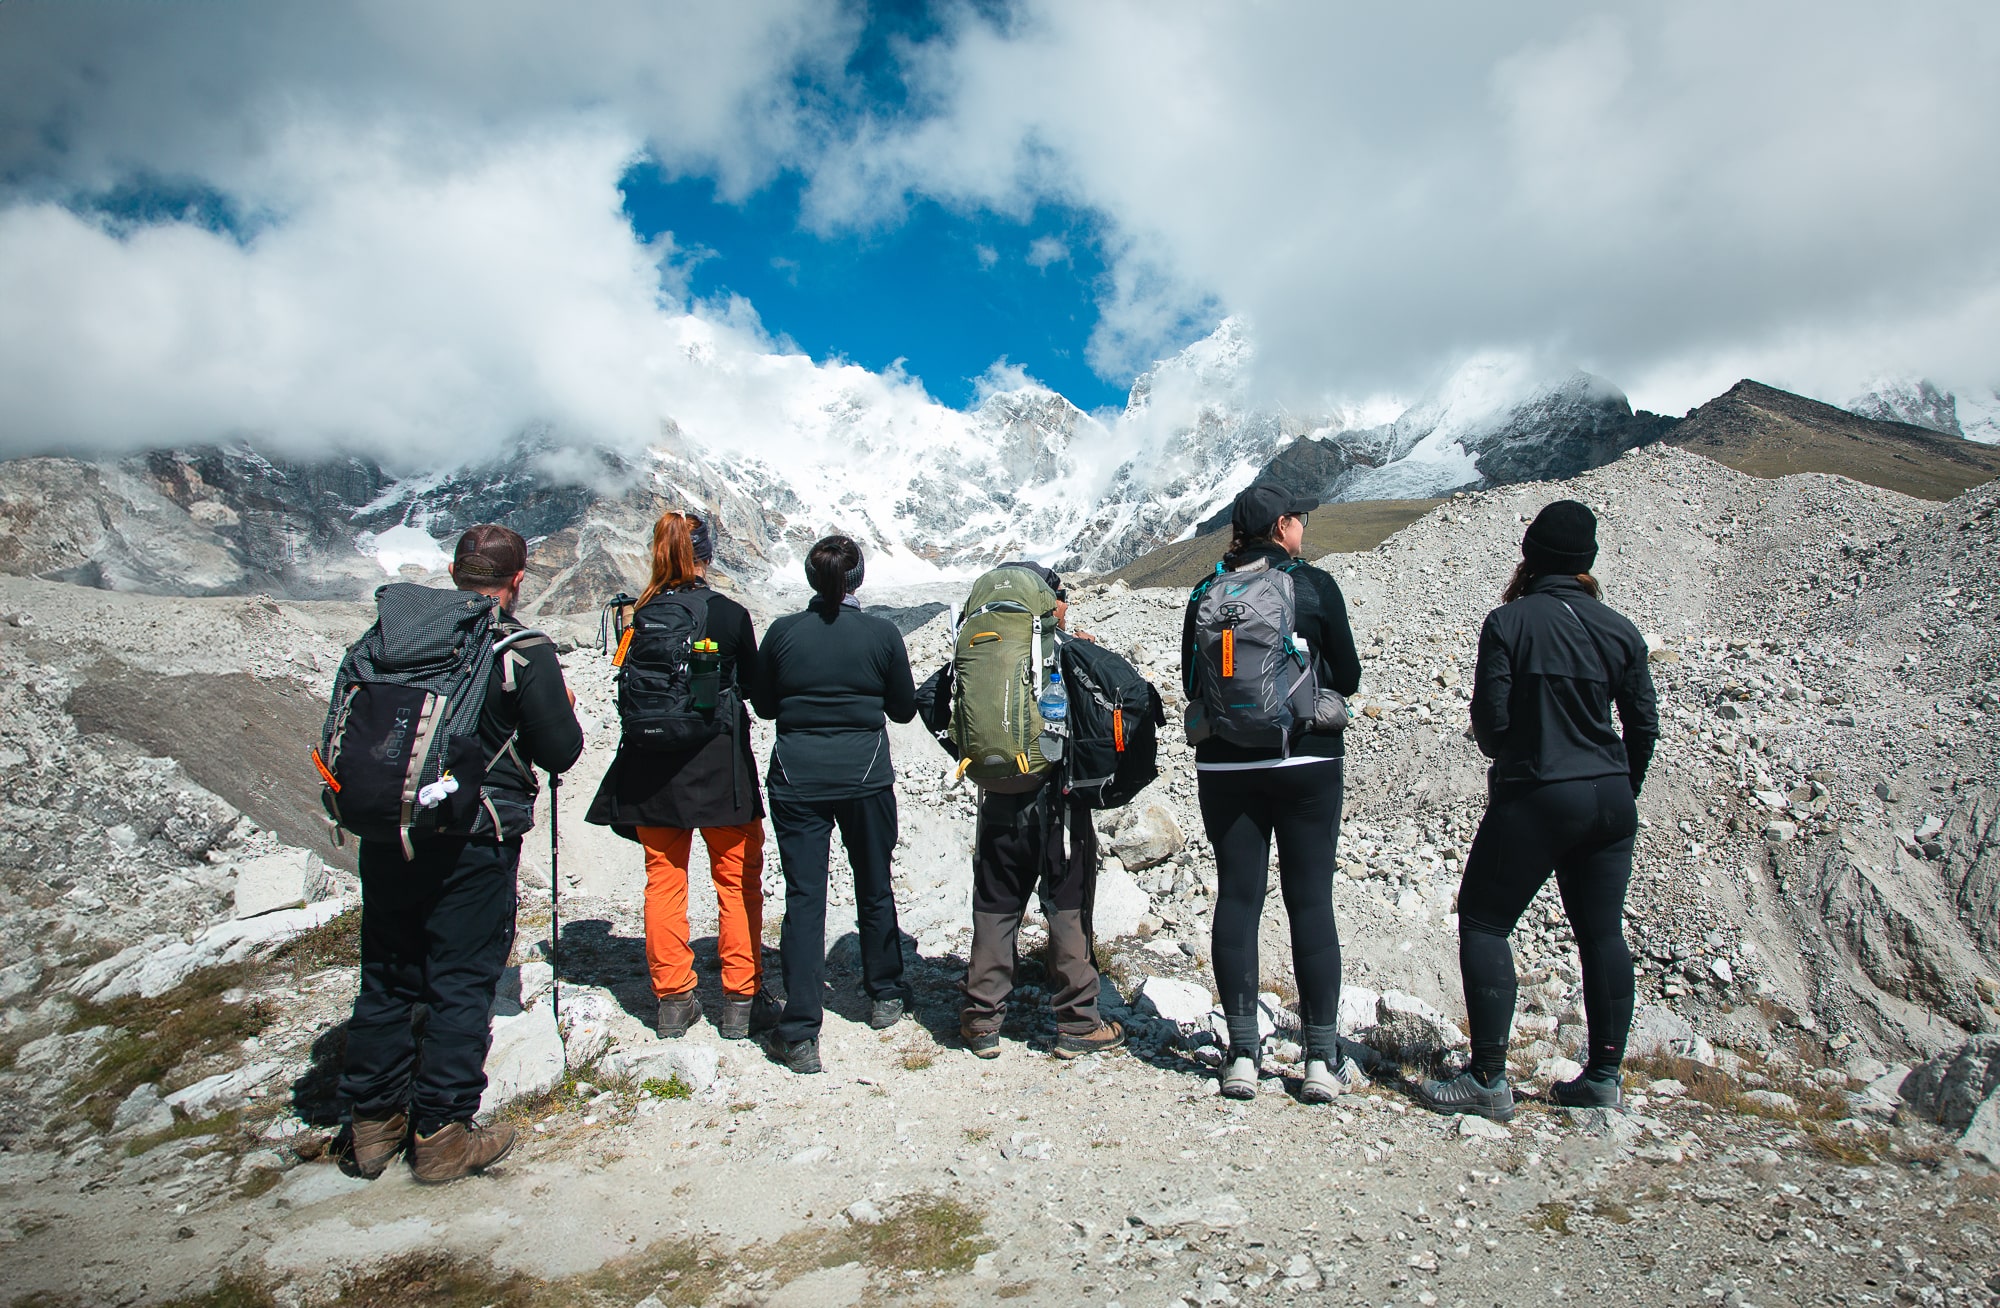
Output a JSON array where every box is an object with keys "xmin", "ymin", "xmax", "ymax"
[{"xmin": 1038, "ymin": 666, "xmax": 1068, "ymax": 760}]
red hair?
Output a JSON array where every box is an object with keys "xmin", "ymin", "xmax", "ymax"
[{"xmin": 638, "ymin": 512, "xmax": 702, "ymax": 606}]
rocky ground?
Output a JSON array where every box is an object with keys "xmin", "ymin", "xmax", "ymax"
[{"xmin": 0, "ymin": 444, "xmax": 1996, "ymax": 1306}]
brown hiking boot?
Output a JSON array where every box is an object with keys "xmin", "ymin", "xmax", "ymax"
[
  {"xmin": 409, "ymin": 1120, "xmax": 517, "ymax": 1185},
  {"xmin": 1053, "ymin": 1020, "xmax": 1126, "ymax": 1059},
  {"xmin": 348, "ymin": 1111, "xmax": 408, "ymax": 1178}
]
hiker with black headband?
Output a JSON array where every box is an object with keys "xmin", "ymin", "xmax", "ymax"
[
  {"xmin": 587, "ymin": 511, "xmax": 777, "ymax": 1043},
  {"xmin": 1414, "ymin": 499, "xmax": 1660, "ymax": 1122},
  {"xmin": 335, "ymin": 524, "xmax": 582, "ymax": 1184},
  {"xmin": 750, "ymin": 534, "xmax": 918, "ymax": 1074}
]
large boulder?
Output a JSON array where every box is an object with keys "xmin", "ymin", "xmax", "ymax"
[
  {"xmin": 477, "ymin": 1007, "xmax": 564, "ymax": 1118},
  {"xmin": 1091, "ymin": 865, "xmax": 1151, "ymax": 939},
  {"xmin": 231, "ymin": 848, "xmax": 334, "ymax": 919},
  {"xmin": 1899, "ymin": 1034, "xmax": 2000, "ymax": 1131},
  {"xmin": 1134, "ymin": 976, "xmax": 1214, "ymax": 1030},
  {"xmin": 1354, "ymin": 990, "xmax": 1468, "ymax": 1060},
  {"xmin": 1107, "ymin": 805, "xmax": 1184, "ymax": 871}
]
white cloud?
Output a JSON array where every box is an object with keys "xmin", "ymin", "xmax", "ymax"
[
  {"xmin": 975, "ymin": 243, "xmax": 1000, "ymax": 269},
  {"xmin": 812, "ymin": 2, "xmax": 2000, "ymax": 411},
  {"xmin": 1025, "ymin": 235, "xmax": 1070, "ymax": 269}
]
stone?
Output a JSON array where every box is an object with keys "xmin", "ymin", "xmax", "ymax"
[
  {"xmin": 844, "ymin": 1199, "xmax": 883, "ymax": 1226},
  {"xmin": 271, "ymin": 1165, "xmax": 375, "ymax": 1209},
  {"xmin": 603, "ymin": 1042, "xmax": 722, "ymax": 1094},
  {"xmin": 1138, "ymin": 1193, "xmax": 1249, "ymax": 1231},
  {"xmin": 1898, "ymin": 1035, "xmax": 2000, "ymax": 1130},
  {"xmin": 1091, "ymin": 865, "xmax": 1151, "ymax": 939},
  {"xmin": 1626, "ymin": 1005, "xmax": 1709, "ymax": 1062},
  {"xmin": 70, "ymin": 899, "xmax": 352, "ymax": 1003},
  {"xmin": 165, "ymin": 1061, "xmax": 280, "ymax": 1116},
  {"xmin": 1535, "ymin": 1056, "xmax": 1584, "ymax": 1085},
  {"xmin": 1358, "ymin": 991, "xmax": 1468, "ymax": 1058},
  {"xmin": 477, "ymin": 1007, "xmax": 564, "ymax": 1117},
  {"xmin": 1336, "ymin": 985, "xmax": 1380, "ymax": 1035},
  {"xmin": 1875, "ymin": 780, "xmax": 1901, "ymax": 803},
  {"xmin": 1108, "ymin": 805, "xmax": 1184, "ymax": 871},
  {"xmin": 112, "ymin": 1083, "xmax": 174, "ymax": 1136},
  {"xmin": 1862, "ymin": 1065, "xmax": 1910, "ymax": 1103},
  {"xmin": 1743, "ymin": 1089, "xmax": 1799, "ymax": 1114},
  {"xmin": 1457, "ymin": 1114, "xmax": 1509, "ymax": 1140},
  {"xmin": 1709, "ymin": 958, "xmax": 1734, "ymax": 984},
  {"xmin": 1958, "ymin": 1090, "xmax": 2000, "ymax": 1164},
  {"xmin": 230, "ymin": 848, "xmax": 331, "ymax": 920},
  {"xmin": 1135, "ymin": 976, "xmax": 1214, "ymax": 1029},
  {"xmin": 1764, "ymin": 820, "xmax": 1797, "ymax": 843},
  {"xmin": 0, "ymin": 959, "xmax": 43, "ymax": 1004}
]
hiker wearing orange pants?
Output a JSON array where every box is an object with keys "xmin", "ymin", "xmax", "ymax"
[
  {"xmin": 637, "ymin": 822, "xmax": 766, "ymax": 1001},
  {"xmin": 587, "ymin": 510, "xmax": 779, "ymax": 1041}
]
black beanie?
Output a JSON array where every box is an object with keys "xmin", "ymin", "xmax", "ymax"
[{"xmin": 1521, "ymin": 499, "xmax": 1598, "ymax": 575}]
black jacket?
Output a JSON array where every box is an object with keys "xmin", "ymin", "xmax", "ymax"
[
  {"xmin": 586, "ymin": 587, "xmax": 763, "ymax": 835},
  {"xmin": 472, "ymin": 611, "xmax": 585, "ymax": 840},
  {"xmin": 1470, "ymin": 574, "xmax": 1660, "ymax": 795},
  {"xmin": 753, "ymin": 599, "xmax": 917, "ymax": 801},
  {"xmin": 1180, "ymin": 542, "xmax": 1363, "ymax": 763}
]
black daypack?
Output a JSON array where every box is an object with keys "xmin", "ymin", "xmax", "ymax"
[
  {"xmin": 1057, "ymin": 636, "xmax": 1166, "ymax": 809},
  {"xmin": 615, "ymin": 588, "xmax": 730, "ymax": 751},
  {"xmin": 316, "ymin": 583, "xmax": 549, "ymax": 857}
]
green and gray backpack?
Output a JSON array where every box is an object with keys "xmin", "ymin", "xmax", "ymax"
[{"xmin": 949, "ymin": 566, "xmax": 1062, "ymax": 785}]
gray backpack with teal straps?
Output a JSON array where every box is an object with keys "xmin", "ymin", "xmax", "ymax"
[{"xmin": 1185, "ymin": 557, "xmax": 1318, "ymax": 752}]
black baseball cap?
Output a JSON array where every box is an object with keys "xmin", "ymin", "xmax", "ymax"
[{"xmin": 1230, "ymin": 482, "xmax": 1319, "ymax": 539}]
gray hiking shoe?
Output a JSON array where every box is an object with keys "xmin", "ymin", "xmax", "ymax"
[
  {"xmin": 1549, "ymin": 1072, "xmax": 1624, "ymax": 1110},
  {"xmin": 1299, "ymin": 1057, "xmax": 1364, "ymax": 1104},
  {"xmin": 761, "ymin": 1032, "xmax": 822, "ymax": 1075},
  {"xmin": 656, "ymin": 990, "xmax": 702, "ymax": 1039},
  {"xmin": 716, "ymin": 991, "xmax": 780, "ymax": 1041},
  {"xmin": 1414, "ymin": 1071, "xmax": 1515, "ymax": 1122},
  {"xmin": 1220, "ymin": 1054, "xmax": 1259, "ymax": 1100},
  {"xmin": 867, "ymin": 997, "xmax": 905, "ymax": 1030}
]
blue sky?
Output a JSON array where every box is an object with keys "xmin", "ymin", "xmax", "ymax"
[{"xmin": 619, "ymin": 165, "xmax": 1128, "ymax": 411}]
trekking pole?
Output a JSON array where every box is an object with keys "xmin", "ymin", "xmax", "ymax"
[{"xmin": 547, "ymin": 770, "xmax": 562, "ymax": 1034}]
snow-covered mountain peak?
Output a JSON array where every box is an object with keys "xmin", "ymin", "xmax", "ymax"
[{"xmin": 1846, "ymin": 377, "xmax": 1963, "ymax": 437}]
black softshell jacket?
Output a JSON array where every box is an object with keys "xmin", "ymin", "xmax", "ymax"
[
  {"xmin": 586, "ymin": 587, "xmax": 764, "ymax": 834},
  {"xmin": 1470, "ymin": 574, "xmax": 1660, "ymax": 796},
  {"xmin": 472, "ymin": 611, "xmax": 584, "ymax": 840},
  {"xmin": 753, "ymin": 599, "xmax": 918, "ymax": 801},
  {"xmin": 1180, "ymin": 541, "xmax": 1363, "ymax": 764}
]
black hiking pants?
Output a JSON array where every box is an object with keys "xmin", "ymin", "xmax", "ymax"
[
  {"xmin": 769, "ymin": 786, "xmax": 906, "ymax": 1044},
  {"xmin": 962, "ymin": 781, "xmax": 1101, "ymax": 1037},
  {"xmin": 340, "ymin": 835, "xmax": 518, "ymax": 1135},
  {"xmin": 1199, "ymin": 759, "xmax": 1345, "ymax": 1048},
  {"xmin": 1457, "ymin": 775, "xmax": 1638, "ymax": 1081}
]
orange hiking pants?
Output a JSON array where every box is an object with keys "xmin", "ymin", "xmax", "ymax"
[{"xmin": 637, "ymin": 823, "xmax": 766, "ymax": 999}]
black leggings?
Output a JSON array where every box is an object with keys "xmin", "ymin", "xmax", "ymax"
[
  {"xmin": 1457, "ymin": 776, "xmax": 1638, "ymax": 1081},
  {"xmin": 1198, "ymin": 760, "xmax": 1343, "ymax": 1046}
]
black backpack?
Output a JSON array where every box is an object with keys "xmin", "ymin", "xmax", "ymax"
[
  {"xmin": 316, "ymin": 583, "xmax": 549, "ymax": 857},
  {"xmin": 616, "ymin": 588, "xmax": 730, "ymax": 751},
  {"xmin": 1055, "ymin": 636, "xmax": 1165, "ymax": 810}
]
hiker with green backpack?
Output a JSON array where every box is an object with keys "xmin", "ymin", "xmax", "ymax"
[
  {"xmin": 320, "ymin": 525, "xmax": 582, "ymax": 1183},
  {"xmin": 1183, "ymin": 483, "xmax": 1364, "ymax": 1103},
  {"xmin": 922, "ymin": 562, "xmax": 1154, "ymax": 1060}
]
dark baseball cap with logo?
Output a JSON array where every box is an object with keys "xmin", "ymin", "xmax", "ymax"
[{"xmin": 1229, "ymin": 481, "xmax": 1320, "ymax": 539}]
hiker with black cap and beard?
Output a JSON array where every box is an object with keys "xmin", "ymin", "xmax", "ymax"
[
  {"xmin": 1182, "ymin": 482, "xmax": 1363, "ymax": 1103},
  {"xmin": 1414, "ymin": 499, "xmax": 1659, "ymax": 1122},
  {"xmin": 956, "ymin": 562, "xmax": 1127, "ymax": 1062},
  {"xmin": 335, "ymin": 524, "xmax": 583, "ymax": 1184}
]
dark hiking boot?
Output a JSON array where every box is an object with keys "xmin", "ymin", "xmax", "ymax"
[
  {"xmin": 1054, "ymin": 1020, "xmax": 1125, "ymax": 1060},
  {"xmin": 1414, "ymin": 1071, "xmax": 1516, "ymax": 1122},
  {"xmin": 410, "ymin": 1120, "xmax": 517, "ymax": 1185},
  {"xmin": 347, "ymin": 1111, "xmax": 407, "ymax": 1178},
  {"xmin": 656, "ymin": 990, "xmax": 703, "ymax": 1039},
  {"xmin": 762, "ymin": 1032, "xmax": 822, "ymax": 1075},
  {"xmin": 1549, "ymin": 1071, "xmax": 1624, "ymax": 1110},
  {"xmin": 961, "ymin": 1025, "xmax": 1001, "ymax": 1059},
  {"xmin": 717, "ymin": 991, "xmax": 780, "ymax": 1041},
  {"xmin": 867, "ymin": 997, "xmax": 906, "ymax": 1030}
]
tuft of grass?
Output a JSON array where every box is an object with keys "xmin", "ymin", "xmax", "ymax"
[
  {"xmin": 899, "ymin": 1050, "xmax": 935, "ymax": 1072},
  {"xmin": 124, "ymin": 1109, "xmax": 244, "ymax": 1158},
  {"xmin": 855, "ymin": 1194, "xmax": 994, "ymax": 1276},
  {"xmin": 268, "ymin": 907, "xmax": 362, "ymax": 971},
  {"xmin": 641, "ymin": 1075, "xmax": 693, "ymax": 1101},
  {"xmin": 1526, "ymin": 1201, "xmax": 1571, "ymax": 1235},
  {"xmin": 335, "ymin": 1252, "xmax": 539, "ymax": 1308},
  {"xmin": 497, "ymin": 1058, "xmax": 627, "ymax": 1127},
  {"xmin": 963, "ymin": 1126, "xmax": 991, "ymax": 1143},
  {"xmin": 67, "ymin": 966, "xmax": 271, "ymax": 1131},
  {"xmin": 234, "ymin": 1166, "xmax": 284, "ymax": 1200},
  {"xmin": 153, "ymin": 1272, "xmax": 279, "ymax": 1308}
]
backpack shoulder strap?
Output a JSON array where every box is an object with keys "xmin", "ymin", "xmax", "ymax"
[{"xmin": 493, "ymin": 626, "xmax": 552, "ymax": 693}]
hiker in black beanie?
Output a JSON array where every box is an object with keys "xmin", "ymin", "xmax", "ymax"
[{"xmin": 1415, "ymin": 499, "xmax": 1659, "ymax": 1121}]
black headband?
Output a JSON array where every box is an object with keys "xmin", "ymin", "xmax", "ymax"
[{"xmin": 688, "ymin": 516, "xmax": 714, "ymax": 563}]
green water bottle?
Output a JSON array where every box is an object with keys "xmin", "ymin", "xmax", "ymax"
[{"xmin": 689, "ymin": 638, "xmax": 721, "ymax": 712}]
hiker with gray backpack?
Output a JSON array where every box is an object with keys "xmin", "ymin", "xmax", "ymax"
[
  {"xmin": 1183, "ymin": 483, "xmax": 1363, "ymax": 1103},
  {"xmin": 916, "ymin": 562, "xmax": 1163, "ymax": 1060},
  {"xmin": 317, "ymin": 525, "xmax": 582, "ymax": 1184}
]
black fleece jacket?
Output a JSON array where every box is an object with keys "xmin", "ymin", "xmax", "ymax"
[
  {"xmin": 1470, "ymin": 574, "xmax": 1660, "ymax": 796},
  {"xmin": 754, "ymin": 599, "xmax": 917, "ymax": 800},
  {"xmin": 471, "ymin": 610, "xmax": 584, "ymax": 839},
  {"xmin": 1180, "ymin": 541, "xmax": 1363, "ymax": 763}
]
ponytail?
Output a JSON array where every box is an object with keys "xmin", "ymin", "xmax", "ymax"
[
  {"xmin": 805, "ymin": 534, "xmax": 863, "ymax": 608},
  {"xmin": 1502, "ymin": 560, "xmax": 1603, "ymax": 603},
  {"xmin": 637, "ymin": 512, "xmax": 701, "ymax": 607}
]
